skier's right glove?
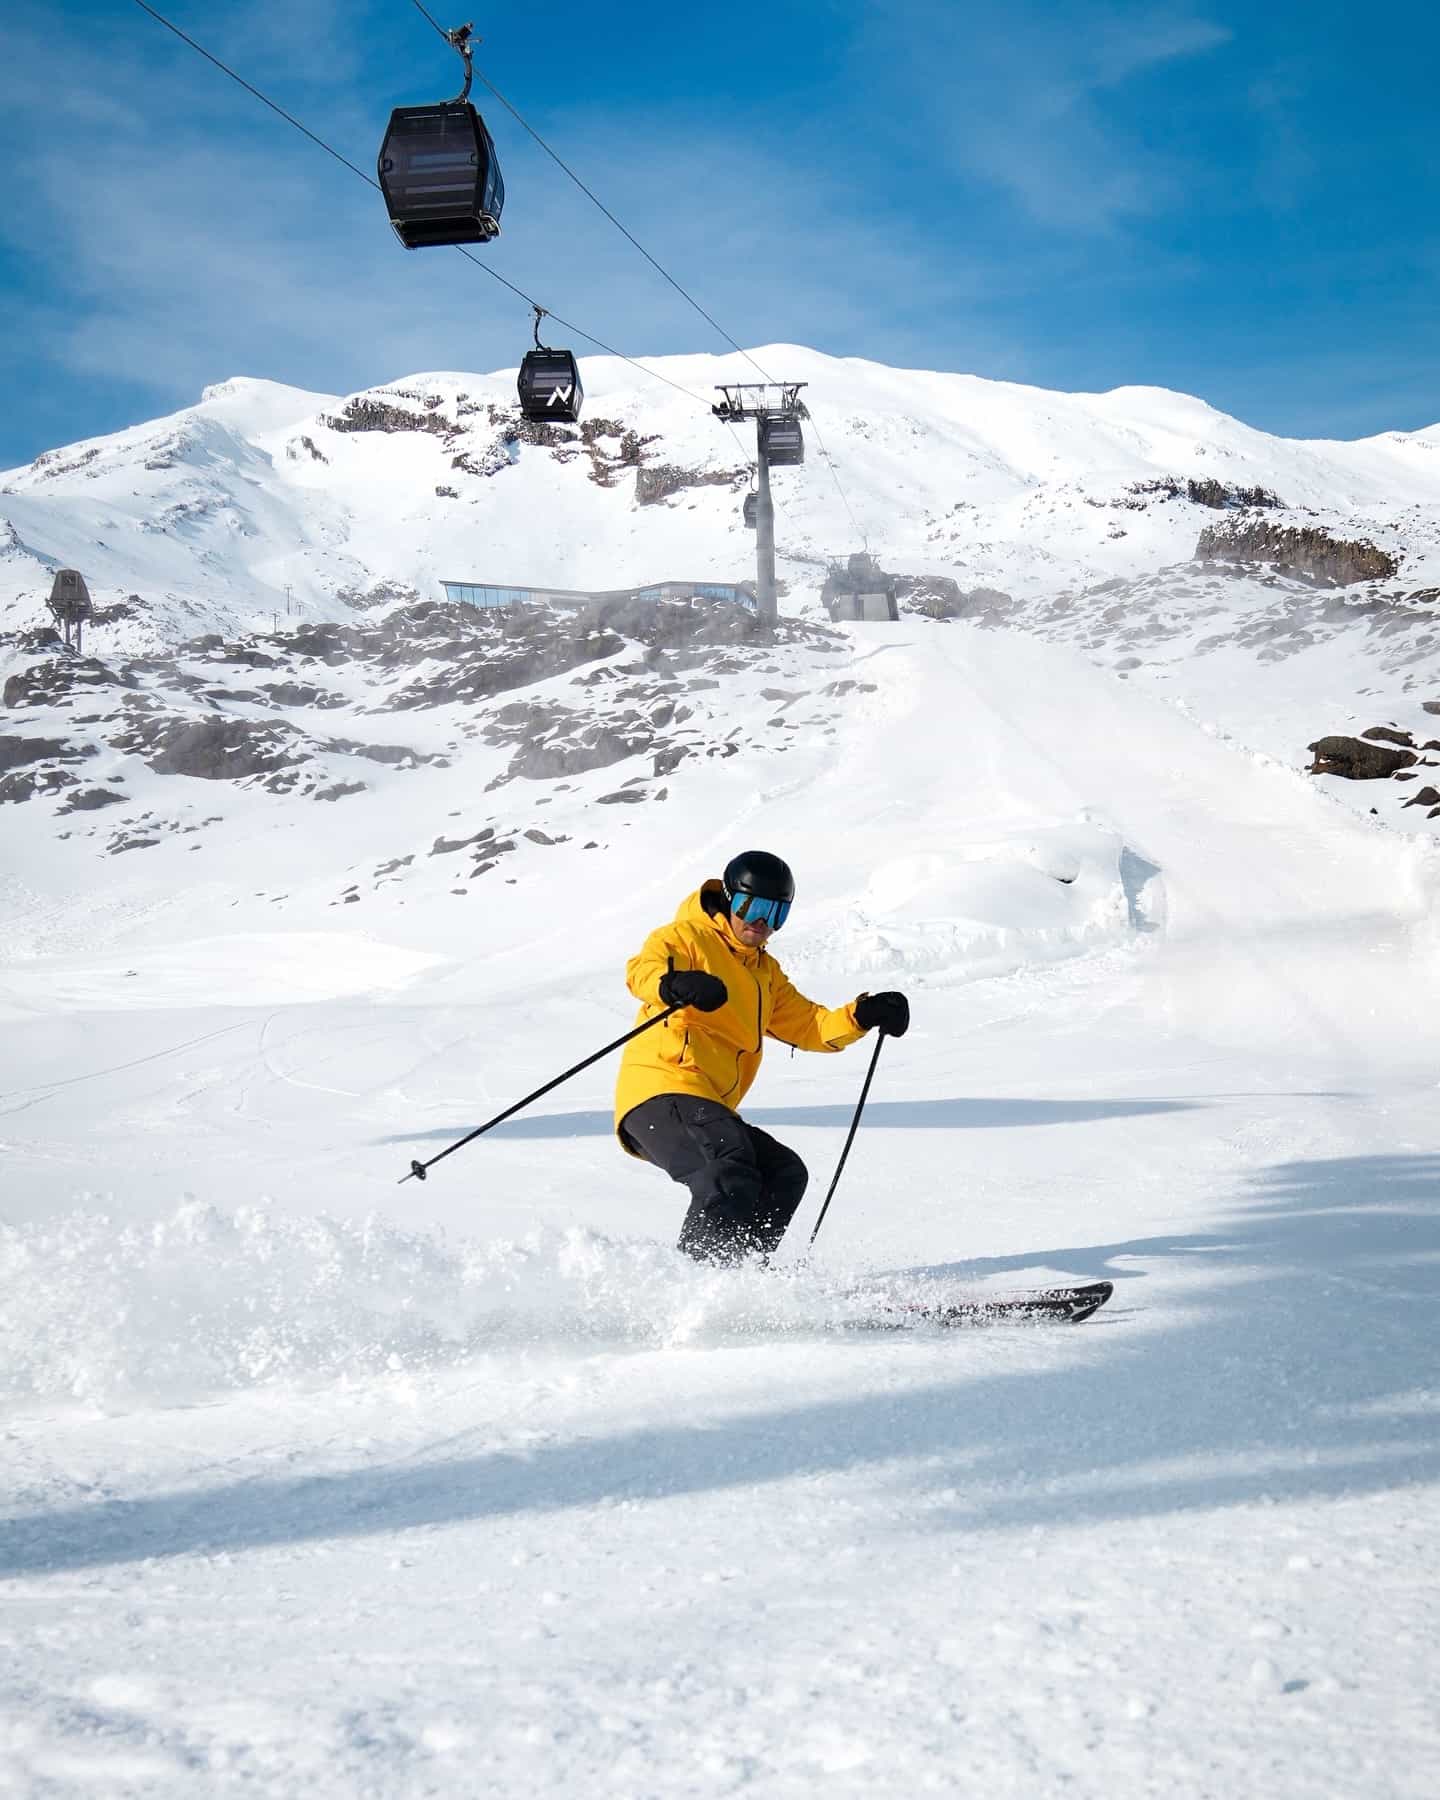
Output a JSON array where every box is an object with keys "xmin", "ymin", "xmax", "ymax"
[
  {"xmin": 855, "ymin": 990, "xmax": 910, "ymax": 1037},
  {"xmin": 659, "ymin": 969, "xmax": 728, "ymax": 1012}
]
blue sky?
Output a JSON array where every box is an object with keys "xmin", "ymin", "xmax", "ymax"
[{"xmin": 3, "ymin": 0, "xmax": 1438, "ymax": 467}]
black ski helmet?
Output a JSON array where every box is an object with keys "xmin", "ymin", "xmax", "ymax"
[{"xmin": 723, "ymin": 850, "xmax": 795, "ymax": 908}]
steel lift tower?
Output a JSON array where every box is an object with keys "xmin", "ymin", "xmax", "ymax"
[{"xmin": 712, "ymin": 383, "xmax": 808, "ymax": 626}]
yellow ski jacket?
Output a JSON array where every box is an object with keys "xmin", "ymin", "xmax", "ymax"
[{"xmin": 614, "ymin": 881, "xmax": 867, "ymax": 1151}]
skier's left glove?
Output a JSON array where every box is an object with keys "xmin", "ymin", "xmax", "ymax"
[{"xmin": 855, "ymin": 991, "xmax": 909, "ymax": 1037}]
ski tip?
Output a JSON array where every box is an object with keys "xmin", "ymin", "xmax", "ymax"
[{"xmin": 1063, "ymin": 1280, "xmax": 1114, "ymax": 1322}]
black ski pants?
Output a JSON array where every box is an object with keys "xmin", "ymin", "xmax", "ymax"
[{"xmin": 619, "ymin": 1094, "xmax": 809, "ymax": 1264}]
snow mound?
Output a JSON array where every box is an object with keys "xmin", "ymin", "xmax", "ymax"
[{"xmin": 793, "ymin": 824, "xmax": 1162, "ymax": 979}]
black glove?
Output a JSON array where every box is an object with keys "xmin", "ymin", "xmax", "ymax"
[
  {"xmin": 659, "ymin": 969, "xmax": 728, "ymax": 1012},
  {"xmin": 855, "ymin": 990, "xmax": 909, "ymax": 1037}
]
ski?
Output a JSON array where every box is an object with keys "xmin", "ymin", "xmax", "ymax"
[{"xmin": 854, "ymin": 1279, "xmax": 1114, "ymax": 1330}]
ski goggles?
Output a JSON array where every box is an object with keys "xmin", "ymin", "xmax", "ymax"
[{"xmin": 731, "ymin": 892, "xmax": 791, "ymax": 931}]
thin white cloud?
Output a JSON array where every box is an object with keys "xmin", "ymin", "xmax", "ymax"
[
  {"xmin": 7, "ymin": 89, "xmax": 1035, "ymax": 429},
  {"xmin": 853, "ymin": 1, "xmax": 1232, "ymax": 230}
]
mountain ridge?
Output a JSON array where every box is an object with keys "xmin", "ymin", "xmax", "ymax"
[{"xmin": 4, "ymin": 346, "xmax": 1438, "ymax": 652}]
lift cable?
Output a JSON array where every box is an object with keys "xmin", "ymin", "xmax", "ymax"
[
  {"xmin": 417, "ymin": 3, "xmax": 865, "ymax": 548},
  {"xmin": 129, "ymin": 2, "xmax": 794, "ymax": 547},
  {"xmin": 807, "ymin": 414, "xmax": 867, "ymax": 549},
  {"xmin": 404, "ymin": 7, "xmax": 807, "ymax": 535},
  {"xmin": 407, "ymin": 0, "xmax": 780, "ymax": 389},
  {"xmin": 128, "ymin": 0, "xmax": 719, "ymax": 411}
]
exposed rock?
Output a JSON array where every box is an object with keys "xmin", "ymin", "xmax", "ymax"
[
  {"xmin": 322, "ymin": 739, "xmax": 442, "ymax": 768},
  {"xmin": 1361, "ymin": 725, "xmax": 1416, "ymax": 747},
  {"xmin": 507, "ymin": 725, "xmax": 656, "ymax": 782},
  {"xmin": 1198, "ymin": 521, "xmax": 1398, "ymax": 585},
  {"xmin": 115, "ymin": 714, "xmax": 302, "ymax": 779},
  {"xmin": 0, "ymin": 767, "xmax": 79, "ymax": 803},
  {"xmin": 1307, "ymin": 735, "xmax": 1417, "ymax": 779},
  {"xmin": 1126, "ymin": 476, "xmax": 1283, "ymax": 509},
  {"xmin": 0, "ymin": 734, "xmax": 89, "ymax": 772},
  {"xmin": 323, "ymin": 397, "xmax": 452, "ymax": 437},
  {"xmin": 634, "ymin": 463, "xmax": 745, "ymax": 506},
  {"xmin": 652, "ymin": 744, "xmax": 691, "ymax": 777},
  {"xmin": 333, "ymin": 579, "xmax": 420, "ymax": 613},
  {"xmin": 431, "ymin": 827, "xmax": 495, "ymax": 855},
  {"xmin": 596, "ymin": 788, "xmax": 648, "ymax": 804},
  {"xmin": 210, "ymin": 645, "xmax": 280, "ymax": 670},
  {"xmin": 4, "ymin": 658, "xmax": 135, "ymax": 709},
  {"xmin": 898, "ymin": 575, "xmax": 1009, "ymax": 620},
  {"xmin": 57, "ymin": 787, "xmax": 127, "ymax": 813},
  {"xmin": 260, "ymin": 681, "xmax": 347, "ymax": 709},
  {"xmin": 14, "ymin": 626, "xmax": 66, "ymax": 653}
]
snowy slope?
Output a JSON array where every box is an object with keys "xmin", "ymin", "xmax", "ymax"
[
  {"xmin": 4, "ymin": 603, "xmax": 1440, "ymax": 1796},
  {"xmin": 6, "ymin": 346, "xmax": 1440, "ymax": 854},
  {"xmin": 5, "ymin": 346, "xmax": 1440, "ymax": 639}
]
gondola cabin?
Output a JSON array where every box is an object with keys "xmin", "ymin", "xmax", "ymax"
[
  {"xmin": 759, "ymin": 412, "xmax": 804, "ymax": 466},
  {"xmin": 517, "ymin": 348, "xmax": 584, "ymax": 423},
  {"xmin": 378, "ymin": 102, "xmax": 504, "ymax": 249},
  {"xmin": 743, "ymin": 492, "xmax": 758, "ymax": 528}
]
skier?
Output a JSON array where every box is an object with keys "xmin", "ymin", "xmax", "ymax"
[{"xmin": 615, "ymin": 851, "xmax": 910, "ymax": 1263}]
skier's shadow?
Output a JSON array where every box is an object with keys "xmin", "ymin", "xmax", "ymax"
[
  {"xmin": 5, "ymin": 1153, "xmax": 1438, "ymax": 1574},
  {"xmin": 381, "ymin": 1095, "xmax": 1203, "ymax": 1144}
]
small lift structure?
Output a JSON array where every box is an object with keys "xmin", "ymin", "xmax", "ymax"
[
  {"xmin": 821, "ymin": 552, "xmax": 898, "ymax": 622},
  {"xmin": 48, "ymin": 568, "xmax": 93, "ymax": 652},
  {"xmin": 713, "ymin": 383, "xmax": 808, "ymax": 624}
]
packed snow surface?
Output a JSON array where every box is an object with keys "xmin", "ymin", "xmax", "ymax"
[{"xmin": 4, "ymin": 611, "xmax": 1439, "ymax": 1797}]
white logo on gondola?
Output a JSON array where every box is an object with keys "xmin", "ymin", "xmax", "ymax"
[{"xmin": 547, "ymin": 385, "xmax": 575, "ymax": 408}]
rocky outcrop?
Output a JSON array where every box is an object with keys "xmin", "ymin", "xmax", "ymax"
[
  {"xmin": 634, "ymin": 464, "xmax": 747, "ymax": 506},
  {"xmin": 1126, "ymin": 477, "xmax": 1283, "ymax": 510},
  {"xmin": 114, "ymin": 714, "xmax": 303, "ymax": 779},
  {"xmin": 1307, "ymin": 735, "xmax": 1417, "ymax": 779},
  {"xmin": 1198, "ymin": 521, "xmax": 1398, "ymax": 585},
  {"xmin": 0, "ymin": 733, "xmax": 98, "ymax": 804},
  {"xmin": 322, "ymin": 397, "xmax": 453, "ymax": 438}
]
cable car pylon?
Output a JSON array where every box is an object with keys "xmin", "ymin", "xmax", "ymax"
[{"xmin": 713, "ymin": 383, "xmax": 808, "ymax": 625}]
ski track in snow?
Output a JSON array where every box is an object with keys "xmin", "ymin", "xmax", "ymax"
[{"xmin": 3, "ymin": 622, "xmax": 1440, "ymax": 1796}]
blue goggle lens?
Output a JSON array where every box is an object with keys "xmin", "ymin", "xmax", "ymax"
[{"xmin": 732, "ymin": 893, "xmax": 791, "ymax": 930}]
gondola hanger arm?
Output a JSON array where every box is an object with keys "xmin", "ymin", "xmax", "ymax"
[{"xmin": 445, "ymin": 20, "xmax": 475, "ymax": 103}]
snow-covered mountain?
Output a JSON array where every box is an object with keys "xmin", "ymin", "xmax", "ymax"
[
  {"xmin": 5, "ymin": 351, "xmax": 1440, "ymax": 1795},
  {"xmin": 5, "ymin": 345, "xmax": 1440, "ymax": 861},
  {"xmin": 5, "ymin": 344, "xmax": 1440, "ymax": 640}
]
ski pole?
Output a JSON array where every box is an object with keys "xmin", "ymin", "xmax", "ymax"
[
  {"xmin": 399, "ymin": 1002, "xmax": 682, "ymax": 1183},
  {"xmin": 807, "ymin": 1029, "xmax": 887, "ymax": 1248}
]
